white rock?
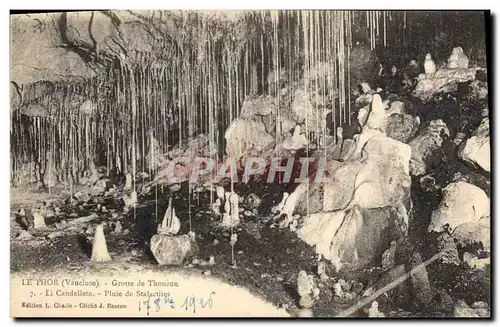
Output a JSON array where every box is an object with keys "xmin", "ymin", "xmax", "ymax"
[
  {"xmin": 463, "ymin": 252, "xmax": 490, "ymax": 271},
  {"xmin": 424, "ymin": 53, "xmax": 437, "ymax": 75},
  {"xmin": 448, "ymin": 47, "xmax": 469, "ymax": 69},
  {"xmin": 239, "ymin": 94, "xmax": 276, "ymax": 118},
  {"xmin": 291, "ymin": 88, "xmax": 314, "ymax": 123},
  {"xmin": 453, "ymin": 218, "xmax": 490, "ymax": 249},
  {"xmin": 114, "ymin": 221, "xmax": 122, "ymax": 234},
  {"xmin": 368, "ymin": 301, "xmax": 385, "ymax": 317},
  {"xmin": 215, "ymin": 185, "xmax": 225, "ymax": 200},
  {"xmin": 428, "ymin": 181, "xmax": 489, "ymax": 232},
  {"xmin": 16, "ymin": 230, "xmax": 34, "ymax": 240},
  {"xmin": 91, "ymin": 224, "xmax": 112, "ymax": 263},
  {"xmin": 123, "ymin": 173, "xmax": 132, "ymax": 190},
  {"xmin": 47, "ymin": 231, "xmax": 63, "ymax": 240},
  {"xmin": 333, "ymin": 282, "xmax": 343, "ymax": 298},
  {"xmin": 282, "ymin": 125, "xmax": 309, "ymax": 150},
  {"xmin": 158, "ymin": 198, "xmax": 181, "ymax": 235},
  {"xmin": 33, "ymin": 209, "xmax": 47, "ymax": 229},
  {"xmin": 472, "ymin": 301, "xmax": 489, "ymax": 309},
  {"xmin": 221, "ymin": 192, "xmax": 240, "ymax": 228},
  {"xmin": 150, "ymin": 234, "xmax": 198, "ymax": 266},
  {"xmin": 447, "ymin": 48, "xmax": 460, "ymax": 69},
  {"xmin": 225, "ymin": 118, "xmax": 275, "ymax": 158},
  {"xmin": 409, "ymin": 119, "xmax": 450, "ymax": 176},
  {"xmin": 454, "ymin": 299, "xmax": 490, "ymax": 317},
  {"xmin": 459, "ymin": 118, "xmax": 490, "ymax": 172},
  {"xmin": 413, "ymin": 67, "xmax": 480, "ymax": 100},
  {"xmin": 297, "ymin": 270, "xmax": 316, "ymax": 308},
  {"xmin": 212, "ymin": 198, "xmax": 222, "ymax": 215}
]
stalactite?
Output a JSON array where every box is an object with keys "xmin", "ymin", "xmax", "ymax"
[{"xmin": 11, "ymin": 10, "xmax": 400, "ymax": 187}]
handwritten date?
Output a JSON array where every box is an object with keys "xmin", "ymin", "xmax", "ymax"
[{"xmin": 138, "ymin": 292, "xmax": 215, "ymax": 316}]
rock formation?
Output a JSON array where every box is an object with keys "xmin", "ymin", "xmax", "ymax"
[
  {"xmin": 459, "ymin": 117, "xmax": 490, "ymax": 172},
  {"xmin": 91, "ymin": 223, "xmax": 112, "ymax": 262}
]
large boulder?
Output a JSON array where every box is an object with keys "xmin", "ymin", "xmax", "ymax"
[
  {"xmin": 412, "ymin": 67, "xmax": 483, "ymax": 100},
  {"xmin": 297, "ymin": 206, "xmax": 404, "ymax": 271},
  {"xmin": 452, "ymin": 218, "xmax": 490, "ymax": 249},
  {"xmin": 294, "ymin": 130, "xmax": 411, "ymax": 269},
  {"xmin": 408, "ymin": 119, "xmax": 450, "ymax": 176},
  {"xmin": 428, "ymin": 181, "xmax": 490, "ymax": 233},
  {"xmin": 240, "ymin": 94, "xmax": 277, "ymax": 118},
  {"xmin": 150, "ymin": 234, "xmax": 199, "ymax": 266},
  {"xmin": 386, "ymin": 113, "xmax": 420, "ymax": 144},
  {"xmin": 345, "ymin": 134, "xmax": 411, "ymax": 210},
  {"xmin": 459, "ymin": 117, "xmax": 490, "ymax": 172},
  {"xmin": 225, "ymin": 118, "xmax": 275, "ymax": 158}
]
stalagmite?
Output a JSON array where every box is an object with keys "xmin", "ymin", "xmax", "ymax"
[
  {"xmin": 122, "ymin": 190, "xmax": 138, "ymax": 211},
  {"xmin": 215, "ymin": 185, "xmax": 225, "ymax": 201},
  {"xmin": 212, "ymin": 198, "xmax": 222, "ymax": 216},
  {"xmin": 33, "ymin": 209, "xmax": 47, "ymax": 229},
  {"xmin": 222, "ymin": 191, "xmax": 240, "ymax": 228},
  {"xmin": 453, "ymin": 46, "xmax": 469, "ymax": 69},
  {"xmin": 158, "ymin": 198, "xmax": 181, "ymax": 235},
  {"xmin": 124, "ymin": 172, "xmax": 132, "ymax": 190},
  {"xmin": 424, "ymin": 53, "xmax": 437, "ymax": 75},
  {"xmin": 91, "ymin": 223, "xmax": 112, "ymax": 263}
]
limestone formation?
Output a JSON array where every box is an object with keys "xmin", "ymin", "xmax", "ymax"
[
  {"xmin": 113, "ymin": 221, "xmax": 123, "ymax": 234},
  {"xmin": 428, "ymin": 181, "xmax": 490, "ymax": 233},
  {"xmin": 297, "ymin": 270, "xmax": 318, "ymax": 309},
  {"xmin": 221, "ymin": 192, "xmax": 240, "ymax": 228},
  {"xmin": 91, "ymin": 224, "xmax": 112, "ymax": 263},
  {"xmin": 459, "ymin": 117, "xmax": 490, "ymax": 172},
  {"xmin": 447, "ymin": 47, "xmax": 469, "ymax": 69},
  {"xmin": 282, "ymin": 125, "xmax": 309, "ymax": 150},
  {"xmin": 215, "ymin": 185, "xmax": 226, "ymax": 201},
  {"xmin": 413, "ymin": 66, "xmax": 482, "ymax": 100},
  {"xmin": 124, "ymin": 173, "xmax": 132, "ymax": 190},
  {"xmin": 212, "ymin": 198, "xmax": 222, "ymax": 216},
  {"xmin": 225, "ymin": 118, "xmax": 275, "ymax": 158},
  {"xmin": 150, "ymin": 234, "xmax": 198, "ymax": 266},
  {"xmin": 424, "ymin": 53, "xmax": 437, "ymax": 75},
  {"xmin": 368, "ymin": 301, "xmax": 385, "ymax": 318},
  {"xmin": 463, "ymin": 252, "xmax": 490, "ymax": 271},
  {"xmin": 381, "ymin": 241, "xmax": 397, "ymax": 270},
  {"xmin": 32, "ymin": 209, "xmax": 47, "ymax": 230},
  {"xmin": 158, "ymin": 198, "xmax": 181, "ymax": 235},
  {"xmin": 239, "ymin": 94, "xmax": 277, "ymax": 118},
  {"xmin": 409, "ymin": 119, "xmax": 450, "ymax": 176},
  {"xmin": 452, "ymin": 218, "xmax": 490, "ymax": 249}
]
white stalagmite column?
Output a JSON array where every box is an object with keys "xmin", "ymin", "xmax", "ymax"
[
  {"xmin": 221, "ymin": 191, "xmax": 240, "ymax": 228},
  {"xmin": 158, "ymin": 198, "xmax": 181, "ymax": 235},
  {"xmin": 91, "ymin": 223, "xmax": 112, "ymax": 262},
  {"xmin": 33, "ymin": 209, "xmax": 47, "ymax": 229},
  {"xmin": 215, "ymin": 185, "xmax": 225, "ymax": 201},
  {"xmin": 124, "ymin": 172, "xmax": 132, "ymax": 190}
]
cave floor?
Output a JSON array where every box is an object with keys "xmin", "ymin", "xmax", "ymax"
[{"xmin": 9, "ymin": 181, "xmax": 481, "ymax": 318}]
